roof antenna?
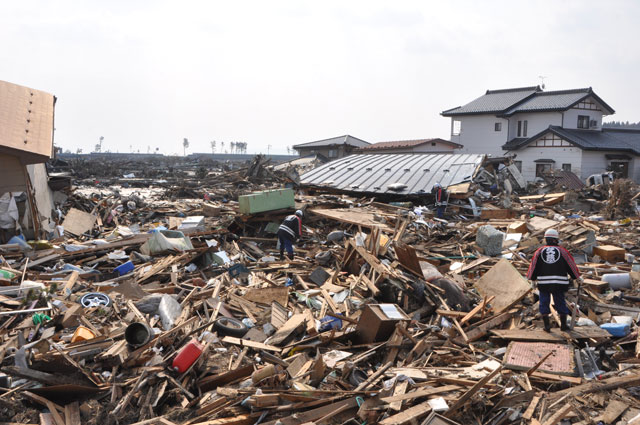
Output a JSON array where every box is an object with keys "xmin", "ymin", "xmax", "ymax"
[{"xmin": 538, "ymin": 75, "xmax": 547, "ymax": 90}]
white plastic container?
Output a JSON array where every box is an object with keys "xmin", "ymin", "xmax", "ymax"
[
  {"xmin": 612, "ymin": 316, "xmax": 634, "ymax": 326},
  {"xmin": 602, "ymin": 273, "xmax": 631, "ymax": 290}
]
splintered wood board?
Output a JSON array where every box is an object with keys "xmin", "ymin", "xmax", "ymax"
[
  {"xmin": 62, "ymin": 208, "xmax": 97, "ymax": 236},
  {"xmin": 474, "ymin": 258, "xmax": 531, "ymax": 313},
  {"xmin": 527, "ymin": 216, "xmax": 559, "ymax": 232},
  {"xmin": 309, "ymin": 208, "xmax": 394, "ymax": 233},
  {"xmin": 491, "ymin": 326, "xmax": 611, "ymax": 342},
  {"xmin": 243, "ymin": 287, "xmax": 289, "ymax": 307}
]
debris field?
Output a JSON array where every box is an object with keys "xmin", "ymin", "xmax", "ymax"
[{"xmin": 1, "ymin": 156, "xmax": 640, "ymax": 425}]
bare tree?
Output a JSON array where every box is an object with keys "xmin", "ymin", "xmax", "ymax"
[
  {"xmin": 183, "ymin": 138, "xmax": 189, "ymax": 156},
  {"xmin": 210, "ymin": 140, "xmax": 216, "ymax": 154},
  {"xmin": 230, "ymin": 142, "xmax": 236, "ymax": 154},
  {"xmin": 221, "ymin": 141, "xmax": 225, "ymax": 154}
]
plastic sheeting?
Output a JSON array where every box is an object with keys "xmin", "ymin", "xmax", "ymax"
[{"xmin": 0, "ymin": 193, "xmax": 19, "ymax": 229}]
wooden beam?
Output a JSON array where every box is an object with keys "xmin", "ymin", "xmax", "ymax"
[
  {"xmin": 446, "ymin": 366, "xmax": 503, "ymax": 417},
  {"xmin": 541, "ymin": 402, "xmax": 573, "ymax": 425}
]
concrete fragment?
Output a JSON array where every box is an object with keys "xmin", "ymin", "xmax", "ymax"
[{"xmin": 476, "ymin": 225, "xmax": 504, "ymax": 256}]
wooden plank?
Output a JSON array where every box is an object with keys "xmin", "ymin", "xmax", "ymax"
[
  {"xmin": 394, "ymin": 243, "xmax": 423, "ymax": 277},
  {"xmin": 310, "ymin": 208, "xmax": 394, "ymax": 233},
  {"xmin": 198, "ymin": 365, "xmax": 254, "ymax": 392},
  {"xmin": 474, "ymin": 259, "xmax": 531, "ymax": 313},
  {"xmin": 262, "ymin": 398, "xmax": 358, "ymax": 425},
  {"xmin": 541, "ymin": 402, "xmax": 573, "ymax": 425},
  {"xmin": 379, "ymin": 400, "xmax": 432, "ymax": 425},
  {"xmin": 490, "ymin": 326, "xmax": 611, "ymax": 342},
  {"xmin": 64, "ymin": 402, "xmax": 80, "ymax": 425},
  {"xmin": 221, "ymin": 336, "xmax": 281, "ymax": 352},
  {"xmin": 600, "ymin": 399, "xmax": 628, "ymax": 424},
  {"xmin": 3, "ymin": 366, "xmax": 80, "ymax": 386},
  {"xmin": 445, "ymin": 366, "xmax": 503, "ymax": 417},
  {"xmin": 380, "ymin": 384, "xmax": 461, "ymax": 404},
  {"xmin": 62, "ymin": 208, "xmax": 97, "ymax": 237},
  {"xmin": 61, "ymin": 271, "xmax": 79, "ymax": 299},
  {"xmin": 190, "ymin": 414, "xmax": 254, "ymax": 425},
  {"xmin": 243, "ymin": 287, "xmax": 289, "ymax": 307},
  {"xmin": 267, "ymin": 313, "xmax": 306, "ymax": 345},
  {"xmin": 387, "ymin": 380, "xmax": 409, "ymax": 411},
  {"xmin": 453, "ymin": 311, "xmax": 513, "ymax": 345},
  {"xmin": 460, "ymin": 296, "xmax": 495, "ymax": 325},
  {"xmin": 552, "ymin": 373, "xmax": 640, "ymax": 397},
  {"xmin": 522, "ymin": 393, "xmax": 542, "ymax": 420}
]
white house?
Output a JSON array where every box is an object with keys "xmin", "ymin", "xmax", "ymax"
[{"xmin": 441, "ymin": 86, "xmax": 640, "ymax": 183}]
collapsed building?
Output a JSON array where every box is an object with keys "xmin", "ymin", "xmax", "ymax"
[{"xmin": 0, "ymin": 80, "xmax": 57, "ymax": 243}]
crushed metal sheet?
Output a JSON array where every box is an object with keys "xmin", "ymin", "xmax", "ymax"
[{"xmin": 300, "ymin": 153, "xmax": 485, "ymax": 195}]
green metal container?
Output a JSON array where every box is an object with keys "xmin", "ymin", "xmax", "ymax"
[{"xmin": 238, "ymin": 189, "xmax": 295, "ymax": 214}]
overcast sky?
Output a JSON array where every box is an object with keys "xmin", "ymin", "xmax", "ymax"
[{"xmin": 2, "ymin": 1, "xmax": 639, "ymax": 155}]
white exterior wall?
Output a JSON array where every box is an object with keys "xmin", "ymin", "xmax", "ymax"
[
  {"xmin": 450, "ymin": 115, "xmax": 509, "ymax": 157},
  {"xmin": 507, "ymin": 112, "xmax": 562, "ymax": 140},
  {"xmin": 563, "ymin": 108, "xmax": 604, "ymax": 130},
  {"xmin": 513, "ymin": 145, "xmax": 583, "ymax": 182},
  {"xmin": 581, "ymin": 150, "xmax": 637, "ymax": 182}
]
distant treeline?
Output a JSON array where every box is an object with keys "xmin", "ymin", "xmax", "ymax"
[{"xmin": 603, "ymin": 121, "xmax": 640, "ymax": 128}]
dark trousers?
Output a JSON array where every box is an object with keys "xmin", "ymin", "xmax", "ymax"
[
  {"xmin": 539, "ymin": 285, "xmax": 570, "ymax": 315},
  {"xmin": 436, "ymin": 205, "xmax": 445, "ymax": 218},
  {"xmin": 278, "ymin": 234, "xmax": 294, "ymax": 258}
]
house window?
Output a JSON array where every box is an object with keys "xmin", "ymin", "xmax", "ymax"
[
  {"xmin": 452, "ymin": 120, "xmax": 461, "ymax": 136},
  {"xmin": 536, "ymin": 163, "xmax": 552, "ymax": 177},
  {"xmin": 495, "ymin": 122, "xmax": 502, "ymax": 131},
  {"xmin": 562, "ymin": 163, "xmax": 571, "ymax": 172},
  {"xmin": 431, "ymin": 142, "xmax": 436, "ymax": 146},
  {"xmin": 517, "ymin": 120, "xmax": 528, "ymax": 137},
  {"xmin": 577, "ymin": 115, "xmax": 590, "ymax": 129},
  {"xmin": 328, "ymin": 149, "xmax": 338, "ymax": 158},
  {"xmin": 514, "ymin": 161, "xmax": 522, "ymax": 172}
]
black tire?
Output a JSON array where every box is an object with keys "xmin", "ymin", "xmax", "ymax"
[
  {"xmin": 214, "ymin": 317, "xmax": 248, "ymax": 337},
  {"xmin": 79, "ymin": 292, "xmax": 112, "ymax": 308}
]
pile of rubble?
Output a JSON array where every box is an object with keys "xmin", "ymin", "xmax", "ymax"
[{"xmin": 2, "ymin": 169, "xmax": 640, "ymax": 424}]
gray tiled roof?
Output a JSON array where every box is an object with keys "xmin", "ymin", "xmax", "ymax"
[
  {"xmin": 503, "ymin": 126, "xmax": 640, "ymax": 154},
  {"xmin": 293, "ymin": 135, "xmax": 370, "ymax": 149},
  {"xmin": 442, "ymin": 86, "xmax": 615, "ymax": 117},
  {"xmin": 300, "ymin": 153, "xmax": 484, "ymax": 195},
  {"xmin": 502, "ymin": 88, "xmax": 615, "ymax": 116},
  {"xmin": 442, "ymin": 86, "xmax": 540, "ymax": 116}
]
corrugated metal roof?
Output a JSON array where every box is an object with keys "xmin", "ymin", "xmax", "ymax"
[
  {"xmin": 358, "ymin": 138, "xmax": 462, "ymax": 151},
  {"xmin": 293, "ymin": 135, "xmax": 370, "ymax": 149},
  {"xmin": 300, "ymin": 153, "xmax": 485, "ymax": 195},
  {"xmin": 442, "ymin": 86, "xmax": 539, "ymax": 116},
  {"xmin": 543, "ymin": 170, "xmax": 585, "ymax": 190}
]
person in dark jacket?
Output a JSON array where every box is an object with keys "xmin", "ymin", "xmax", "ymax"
[
  {"xmin": 527, "ymin": 228, "xmax": 581, "ymax": 332},
  {"xmin": 432, "ymin": 183, "xmax": 448, "ymax": 219},
  {"xmin": 277, "ymin": 210, "xmax": 303, "ymax": 260}
]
